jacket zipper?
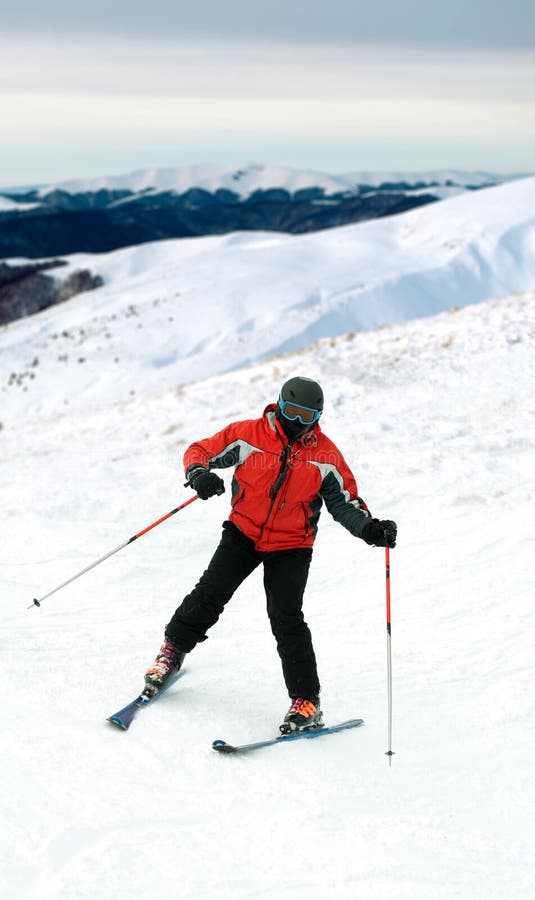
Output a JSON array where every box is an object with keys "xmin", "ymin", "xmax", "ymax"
[{"xmin": 258, "ymin": 440, "xmax": 301, "ymax": 545}]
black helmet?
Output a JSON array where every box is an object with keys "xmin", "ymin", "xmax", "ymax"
[
  {"xmin": 277, "ymin": 376, "xmax": 324, "ymax": 438},
  {"xmin": 280, "ymin": 376, "xmax": 324, "ymax": 413}
]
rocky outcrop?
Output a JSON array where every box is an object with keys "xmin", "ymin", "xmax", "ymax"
[
  {"xmin": 0, "ymin": 260, "xmax": 103, "ymax": 325},
  {"xmin": 55, "ymin": 269, "xmax": 104, "ymax": 304}
]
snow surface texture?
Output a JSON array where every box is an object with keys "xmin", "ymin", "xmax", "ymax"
[
  {"xmin": 1, "ymin": 182, "xmax": 534, "ymax": 899},
  {"xmin": 36, "ymin": 162, "xmax": 507, "ymax": 199},
  {"xmin": 2, "ymin": 176, "xmax": 534, "ymax": 427}
]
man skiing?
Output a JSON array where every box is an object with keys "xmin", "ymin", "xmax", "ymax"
[{"xmin": 144, "ymin": 376, "xmax": 397, "ymax": 733}]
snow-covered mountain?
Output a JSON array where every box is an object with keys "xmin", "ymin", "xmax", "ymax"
[
  {"xmin": 1, "ymin": 279, "xmax": 533, "ymax": 897},
  {"xmin": 0, "ymin": 164, "xmax": 518, "ymax": 262},
  {"xmin": 35, "ymin": 163, "xmax": 508, "ymax": 200},
  {"xmin": 1, "ymin": 161, "xmax": 534, "ymax": 898},
  {"xmin": 0, "ymin": 195, "xmax": 40, "ymax": 212},
  {"xmin": 1, "ymin": 175, "xmax": 534, "ymax": 425}
]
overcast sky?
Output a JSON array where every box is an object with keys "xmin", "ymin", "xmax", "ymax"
[
  {"xmin": 5, "ymin": 0, "xmax": 535, "ymax": 47},
  {"xmin": 1, "ymin": 1, "xmax": 534, "ymax": 186}
]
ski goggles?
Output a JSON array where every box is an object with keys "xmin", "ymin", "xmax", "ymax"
[{"xmin": 278, "ymin": 398, "xmax": 322, "ymax": 425}]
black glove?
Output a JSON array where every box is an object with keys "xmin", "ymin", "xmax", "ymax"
[
  {"xmin": 186, "ymin": 466, "xmax": 225, "ymax": 500},
  {"xmin": 361, "ymin": 518, "xmax": 397, "ymax": 548}
]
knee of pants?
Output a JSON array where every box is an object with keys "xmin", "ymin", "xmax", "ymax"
[
  {"xmin": 180, "ymin": 588, "xmax": 228, "ymax": 622},
  {"xmin": 269, "ymin": 610, "xmax": 310, "ymax": 638}
]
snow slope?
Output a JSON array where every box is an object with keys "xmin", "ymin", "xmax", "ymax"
[
  {"xmin": 1, "ymin": 176, "xmax": 534, "ymax": 426},
  {"xmin": 0, "ymin": 195, "xmax": 41, "ymax": 212},
  {"xmin": 1, "ymin": 287, "xmax": 534, "ymax": 899},
  {"xmin": 36, "ymin": 163, "xmax": 507, "ymax": 200}
]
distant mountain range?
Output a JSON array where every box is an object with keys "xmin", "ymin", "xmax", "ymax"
[
  {"xmin": 0, "ymin": 164, "xmax": 515, "ymax": 260},
  {"xmin": 2, "ymin": 175, "xmax": 534, "ymax": 423}
]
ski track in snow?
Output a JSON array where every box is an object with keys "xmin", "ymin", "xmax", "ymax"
[{"xmin": 1, "ymin": 183, "xmax": 535, "ymax": 899}]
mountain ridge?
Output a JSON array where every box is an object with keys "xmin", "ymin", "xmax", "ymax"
[
  {"xmin": 2, "ymin": 175, "xmax": 534, "ymax": 424},
  {"xmin": 33, "ymin": 163, "xmax": 510, "ymax": 199},
  {"xmin": 0, "ymin": 164, "xmax": 519, "ymax": 262}
]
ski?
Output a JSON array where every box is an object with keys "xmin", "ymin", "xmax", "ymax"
[
  {"xmin": 107, "ymin": 670, "xmax": 185, "ymax": 731},
  {"xmin": 212, "ymin": 717, "xmax": 364, "ymax": 754}
]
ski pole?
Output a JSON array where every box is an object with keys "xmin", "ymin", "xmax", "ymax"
[
  {"xmin": 27, "ymin": 495, "xmax": 199, "ymax": 610},
  {"xmin": 385, "ymin": 545, "xmax": 395, "ymax": 764}
]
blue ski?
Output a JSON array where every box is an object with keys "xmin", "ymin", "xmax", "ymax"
[
  {"xmin": 107, "ymin": 670, "xmax": 184, "ymax": 731},
  {"xmin": 212, "ymin": 718, "xmax": 364, "ymax": 754}
]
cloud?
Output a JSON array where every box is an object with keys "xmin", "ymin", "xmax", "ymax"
[
  {"xmin": 1, "ymin": 33, "xmax": 534, "ymax": 182},
  {"xmin": 3, "ymin": 0, "xmax": 535, "ymax": 49},
  {"xmin": 1, "ymin": 35, "xmax": 534, "ymax": 103},
  {"xmin": 2, "ymin": 92, "xmax": 534, "ymax": 142}
]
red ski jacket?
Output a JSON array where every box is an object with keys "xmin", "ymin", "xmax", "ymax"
[{"xmin": 183, "ymin": 405, "xmax": 370, "ymax": 552}]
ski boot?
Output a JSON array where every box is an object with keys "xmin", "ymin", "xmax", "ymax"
[
  {"xmin": 143, "ymin": 637, "xmax": 185, "ymax": 699},
  {"xmin": 280, "ymin": 697, "xmax": 323, "ymax": 734}
]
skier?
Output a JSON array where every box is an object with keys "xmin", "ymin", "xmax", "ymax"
[{"xmin": 144, "ymin": 376, "xmax": 397, "ymax": 733}]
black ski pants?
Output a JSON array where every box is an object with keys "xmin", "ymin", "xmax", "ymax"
[{"xmin": 165, "ymin": 521, "xmax": 320, "ymax": 701}]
